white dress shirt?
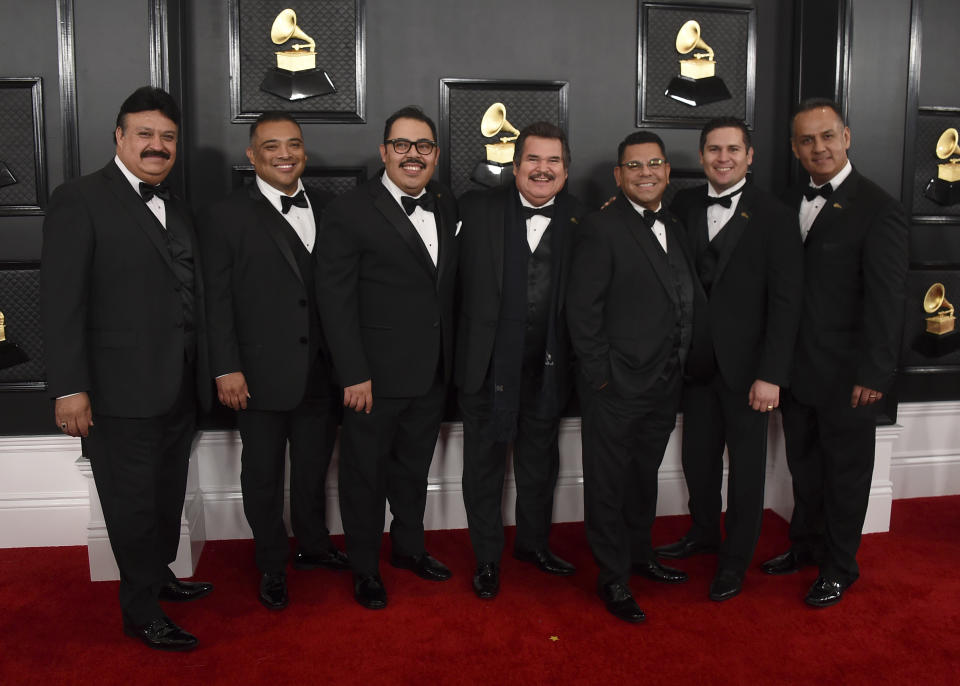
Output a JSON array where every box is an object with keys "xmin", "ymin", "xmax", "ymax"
[
  {"xmin": 381, "ymin": 172, "xmax": 438, "ymax": 266},
  {"xmin": 799, "ymin": 160, "xmax": 852, "ymax": 242},
  {"xmin": 518, "ymin": 194, "xmax": 556, "ymax": 252},
  {"xmin": 626, "ymin": 197, "xmax": 667, "ymax": 253},
  {"xmin": 256, "ymin": 176, "xmax": 316, "ymax": 252},
  {"xmin": 115, "ymin": 155, "xmax": 166, "ymax": 228},
  {"xmin": 706, "ymin": 177, "xmax": 746, "ymax": 241}
]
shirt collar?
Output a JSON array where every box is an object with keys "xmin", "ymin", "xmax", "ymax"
[
  {"xmin": 256, "ymin": 175, "xmax": 306, "ymax": 211},
  {"xmin": 708, "ymin": 176, "xmax": 747, "ymax": 198},
  {"xmin": 381, "ymin": 169, "xmax": 426, "ymax": 206},
  {"xmin": 625, "ymin": 196, "xmax": 662, "ymax": 218},
  {"xmin": 518, "ymin": 192, "xmax": 556, "ymax": 210},
  {"xmin": 810, "ymin": 159, "xmax": 853, "ymax": 191},
  {"xmin": 114, "ymin": 155, "xmax": 163, "ymax": 196}
]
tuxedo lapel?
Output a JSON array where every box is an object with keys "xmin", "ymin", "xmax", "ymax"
[
  {"xmin": 249, "ymin": 185, "xmax": 304, "ymax": 284},
  {"xmin": 101, "ymin": 162, "xmax": 176, "ymax": 274},
  {"xmin": 491, "ymin": 188, "xmax": 507, "ymax": 296},
  {"xmin": 432, "ymin": 183, "xmax": 453, "ymax": 289},
  {"xmin": 553, "ymin": 192, "xmax": 578, "ymax": 315},
  {"xmin": 805, "ymin": 172, "xmax": 859, "ymax": 246},
  {"xmin": 711, "ymin": 185, "xmax": 755, "ymax": 286},
  {"xmin": 616, "ymin": 197, "xmax": 676, "ymax": 304},
  {"xmin": 370, "ymin": 180, "xmax": 437, "ymax": 279}
]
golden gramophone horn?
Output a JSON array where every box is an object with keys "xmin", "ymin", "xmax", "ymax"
[
  {"xmin": 270, "ymin": 9, "xmax": 315, "ymax": 51},
  {"xmin": 480, "ymin": 103, "xmax": 520, "ymax": 141},
  {"xmin": 924, "ymin": 282, "xmax": 954, "ymax": 316},
  {"xmin": 936, "ymin": 128, "xmax": 960, "ymax": 160},
  {"xmin": 676, "ymin": 20, "xmax": 714, "ymax": 60}
]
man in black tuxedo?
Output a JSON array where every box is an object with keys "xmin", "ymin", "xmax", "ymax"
[
  {"xmin": 41, "ymin": 87, "xmax": 212, "ymax": 651},
  {"xmin": 456, "ymin": 122, "xmax": 585, "ymax": 599},
  {"xmin": 655, "ymin": 118, "xmax": 803, "ymax": 601},
  {"xmin": 568, "ymin": 132, "xmax": 699, "ymax": 623},
  {"xmin": 761, "ymin": 99, "xmax": 908, "ymax": 607},
  {"xmin": 317, "ymin": 106, "xmax": 459, "ymax": 609},
  {"xmin": 198, "ymin": 112, "xmax": 348, "ymax": 612}
]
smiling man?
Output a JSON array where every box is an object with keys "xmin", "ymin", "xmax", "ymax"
[
  {"xmin": 317, "ymin": 106, "xmax": 459, "ymax": 610},
  {"xmin": 198, "ymin": 111, "xmax": 348, "ymax": 612},
  {"xmin": 567, "ymin": 131, "xmax": 700, "ymax": 623},
  {"xmin": 656, "ymin": 117, "xmax": 803, "ymax": 602},
  {"xmin": 41, "ymin": 86, "xmax": 212, "ymax": 651},
  {"xmin": 455, "ymin": 122, "xmax": 585, "ymax": 599}
]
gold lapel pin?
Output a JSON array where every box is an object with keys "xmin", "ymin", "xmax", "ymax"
[
  {"xmin": 570, "ymin": 217, "xmax": 579, "ymax": 224},
  {"xmin": 832, "ymin": 202, "xmax": 843, "ymax": 209},
  {"xmin": 741, "ymin": 211, "xmax": 750, "ymax": 219}
]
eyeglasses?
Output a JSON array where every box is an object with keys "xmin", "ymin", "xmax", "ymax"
[
  {"xmin": 384, "ymin": 138, "xmax": 437, "ymax": 155},
  {"xmin": 619, "ymin": 158, "xmax": 666, "ymax": 170}
]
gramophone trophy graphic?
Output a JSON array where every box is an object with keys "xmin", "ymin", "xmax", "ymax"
[
  {"xmin": 259, "ymin": 8, "xmax": 336, "ymax": 101},
  {"xmin": 923, "ymin": 127, "xmax": 960, "ymax": 206},
  {"xmin": 924, "ymin": 283, "xmax": 956, "ymax": 336},
  {"xmin": 0, "ymin": 311, "xmax": 29, "ymax": 371},
  {"xmin": 470, "ymin": 102, "xmax": 520, "ymax": 188},
  {"xmin": 664, "ymin": 20, "xmax": 731, "ymax": 107}
]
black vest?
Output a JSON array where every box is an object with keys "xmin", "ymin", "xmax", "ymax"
[
  {"xmin": 695, "ymin": 214, "xmax": 734, "ymax": 297},
  {"xmin": 163, "ymin": 204, "xmax": 196, "ymax": 360}
]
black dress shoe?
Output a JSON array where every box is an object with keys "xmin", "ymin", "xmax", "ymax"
[
  {"xmin": 259, "ymin": 572, "xmax": 288, "ymax": 610},
  {"xmin": 708, "ymin": 570, "xmax": 743, "ymax": 601},
  {"xmin": 390, "ymin": 551, "xmax": 452, "ymax": 581},
  {"xmin": 292, "ymin": 547, "xmax": 350, "ymax": 571},
  {"xmin": 354, "ymin": 574, "xmax": 387, "ymax": 610},
  {"xmin": 761, "ymin": 549, "xmax": 815, "ymax": 575},
  {"xmin": 123, "ymin": 616, "xmax": 198, "ymax": 652},
  {"xmin": 805, "ymin": 576, "xmax": 847, "ymax": 607},
  {"xmin": 158, "ymin": 579, "xmax": 214, "ymax": 602},
  {"xmin": 654, "ymin": 536, "xmax": 720, "ymax": 559},
  {"xmin": 472, "ymin": 562, "xmax": 500, "ymax": 599},
  {"xmin": 632, "ymin": 559, "xmax": 688, "ymax": 583},
  {"xmin": 598, "ymin": 583, "xmax": 645, "ymax": 623},
  {"xmin": 513, "ymin": 548, "xmax": 576, "ymax": 576}
]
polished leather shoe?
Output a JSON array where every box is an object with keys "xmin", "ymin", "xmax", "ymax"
[
  {"xmin": 390, "ymin": 551, "xmax": 452, "ymax": 581},
  {"xmin": 805, "ymin": 576, "xmax": 847, "ymax": 607},
  {"xmin": 472, "ymin": 562, "xmax": 500, "ymax": 599},
  {"xmin": 292, "ymin": 547, "xmax": 350, "ymax": 571},
  {"xmin": 513, "ymin": 548, "xmax": 576, "ymax": 576},
  {"xmin": 158, "ymin": 578, "xmax": 214, "ymax": 602},
  {"xmin": 632, "ymin": 559, "xmax": 688, "ymax": 583},
  {"xmin": 354, "ymin": 574, "xmax": 387, "ymax": 610},
  {"xmin": 761, "ymin": 549, "xmax": 816, "ymax": 575},
  {"xmin": 708, "ymin": 570, "xmax": 743, "ymax": 601},
  {"xmin": 598, "ymin": 583, "xmax": 645, "ymax": 623},
  {"xmin": 259, "ymin": 572, "xmax": 288, "ymax": 610},
  {"xmin": 123, "ymin": 616, "xmax": 197, "ymax": 651},
  {"xmin": 654, "ymin": 536, "xmax": 720, "ymax": 559}
]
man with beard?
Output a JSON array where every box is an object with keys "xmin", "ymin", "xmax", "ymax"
[
  {"xmin": 317, "ymin": 106, "xmax": 459, "ymax": 609},
  {"xmin": 41, "ymin": 86, "xmax": 212, "ymax": 651},
  {"xmin": 456, "ymin": 122, "xmax": 585, "ymax": 599},
  {"xmin": 761, "ymin": 99, "xmax": 908, "ymax": 607},
  {"xmin": 199, "ymin": 111, "xmax": 348, "ymax": 611},
  {"xmin": 656, "ymin": 117, "xmax": 803, "ymax": 601},
  {"xmin": 568, "ymin": 131, "xmax": 699, "ymax": 623}
]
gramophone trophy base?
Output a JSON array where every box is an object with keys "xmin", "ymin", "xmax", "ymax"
[
  {"xmin": 260, "ymin": 68, "xmax": 336, "ymax": 101},
  {"xmin": 0, "ymin": 340, "xmax": 28, "ymax": 371},
  {"xmin": 0, "ymin": 161, "xmax": 16, "ymax": 189},
  {"xmin": 924, "ymin": 178, "xmax": 960, "ymax": 206},
  {"xmin": 665, "ymin": 75, "xmax": 731, "ymax": 107},
  {"xmin": 913, "ymin": 325, "xmax": 960, "ymax": 359},
  {"xmin": 471, "ymin": 160, "xmax": 515, "ymax": 188}
]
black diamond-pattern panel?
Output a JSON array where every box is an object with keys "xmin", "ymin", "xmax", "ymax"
[
  {"xmin": 447, "ymin": 88, "xmax": 564, "ymax": 198},
  {"xmin": 642, "ymin": 6, "xmax": 749, "ymax": 121},
  {"xmin": 912, "ymin": 112, "xmax": 960, "ymax": 217},
  {"xmin": 238, "ymin": 0, "xmax": 358, "ymax": 113},
  {"xmin": 663, "ymin": 172, "xmax": 706, "ymax": 207},
  {"xmin": 302, "ymin": 174, "xmax": 363, "ymax": 197},
  {"xmin": 0, "ymin": 87, "xmax": 38, "ymax": 207},
  {"xmin": 0, "ymin": 267, "xmax": 44, "ymax": 383}
]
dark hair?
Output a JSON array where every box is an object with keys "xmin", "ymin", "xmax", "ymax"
[
  {"xmin": 383, "ymin": 105, "xmax": 437, "ymax": 143},
  {"xmin": 617, "ymin": 131, "xmax": 667, "ymax": 163},
  {"xmin": 249, "ymin": 111, "xmax": 302, "ymax": 141},
  {"xmin": 115, "ymin": 86, "xmax": 180, "ymax": 133},
  {"xmin": 512, "ymin": 121, "xmax": 571, "ymax": 168},
  {"xmin": 699, "ymin": 116, "xmax": 751, "ymax": 151},
  {"xmin": 791, "ymin": 98, "xmax": 845, "ymax": 136}
]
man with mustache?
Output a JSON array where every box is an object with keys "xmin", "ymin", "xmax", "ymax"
[
  {"xmin": 568, "ymin": 132, "xmax": 700, "ymax": 622},
  {"xmin": 198, "ymin": 111, "xmax": 348, "ymax": 612},
  {"xmin": 455, "ymin": 122, "xmax": 585, "ymax": 599},
  {"xmin": 317, "ymin": 106, "xmax": 459, "ymax": 609},
  {"xmin": 41, "ymin": 86, "xmax": 212, "ymax": 650},
  {"xmin": 762, "ymin": 99, "xmax": 908, "ymax": 607},
  {"xmin": 656, "ymin": 117, "xmax": 803, "ymax": 602}
]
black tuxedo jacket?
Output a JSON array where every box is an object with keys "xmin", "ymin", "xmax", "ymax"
[
  {"xmin": 41, "ymin": 160, "xmax": 211, "ymax": 417},
  {"xmin": 198, "ymin": 184, "xmax": 332, "ymax": 411},
  {"xmin": 567, "ymin": 194, "xmax": 701, "ymax": 398},
  {"xmin": 782, "ymin": 168, "xmax": 908, "ymax": 406},
  {"xmin": 671, "ymin": 183, "xmax": 803, "ymax": 391},
  {"xmin": 316, "ymin": 172, "xmax": 459, "ymax": 398},
  {"xmin": 454, "ymin": 186, "xmax": 585, "ymax": 397}
]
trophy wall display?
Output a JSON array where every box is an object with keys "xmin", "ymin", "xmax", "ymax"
[
  {"xmin": 259, "ymin": 8, "xmax": 337, "ymax": 101},
  {"xmin": 470, "ymin": 102, "xmax": 520, "ymax": 188},
  {"xmin": 924, "ymin": 282, "xmax": 956, "ymax": 336},
  {"xmin": 0, "ymin": 311, "xmax": 29, "ymax": 371},
  {"xmin": 664, "ymin": 20, "xmax": 732, "ymax": 107},
  {"xmin": 0, "ymin": 161, "xmax": 16, "ymax": 189},
  {"xmin": 924, "ymin": 127, "xmax": 960, "ymax": 206}
]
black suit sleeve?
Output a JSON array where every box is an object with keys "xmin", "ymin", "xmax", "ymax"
[
  {"xmin": 197, "ymin": 203, "xmax": 242, "ymax": 378},
  {"xmin": 567, "ymin": 215, "xmax": 613, "ymax": 389}
]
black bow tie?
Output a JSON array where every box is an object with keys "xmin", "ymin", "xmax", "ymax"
[
  {"xmin": 139, "ymin": 181, "xmax": 171, "ymax": 202},
  {"xmin": 641, "ymin": 209, "xmax": 664, "ymax": 230},
  {"xmin": 704, "ymin": 188, "xmax": 743, "ymax": 208},
  {"xmin": 280, "ymin": 190, "xmax": 309, "ymax": 214},
  {"xmin": 803, "ymin": 184, "xmax": 833, "ymax": 201},
  {"xmin": 401, "ymin": 192, "xmax": 435, "ymax": 216},
  {"xmin": 520, "ymin": 204, "xmax": 555, "ymax": 221}
]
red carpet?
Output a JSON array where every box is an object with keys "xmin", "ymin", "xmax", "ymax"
[{"xmin": 1, "ymin": 497, "xmax": 958, "ymax": 685}]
